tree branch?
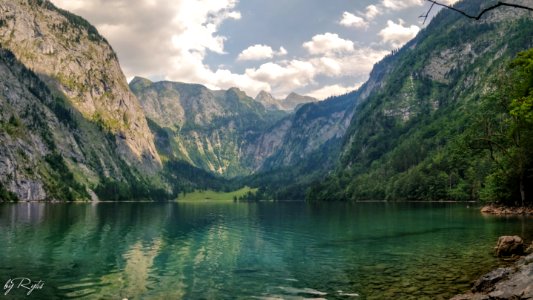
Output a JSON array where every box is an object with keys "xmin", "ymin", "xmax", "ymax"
[{"xmin": 420, "ymin": 1, "xmax": 533, "ymax": 24}]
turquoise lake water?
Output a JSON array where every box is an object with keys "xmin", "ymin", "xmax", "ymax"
[{"xmin": 0, "ymin": 202, "xmax": 531, "ymax": 299}]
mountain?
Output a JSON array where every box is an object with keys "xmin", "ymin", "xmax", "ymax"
[
  {"xmin": 254, "ymin": 91, "xmax": 317, "ymax": 111},
  {"xmin": 283, "ymin": 92, "xmax": 317, "ymax": 110},
  {"xmin": 0, "ymin": 0, "xmax": 167, "ymax": 201},
  {"xmin": 0, "ymin": 0, "xmax": 160, "ymax": 171},
  {"xmin": 131, "ymin": 77, "xmax": 358, "ymax": 182},
  {"xmin": 255, "ymin": 91, "xmax": 284, "ymax": 111},
  {"xmin": 130, "ymin": 77, "xmax": 288, "ymax": 177},
  {"xmin": 308, "ymin": 0, "xmax": 533, "ymax": 203}
]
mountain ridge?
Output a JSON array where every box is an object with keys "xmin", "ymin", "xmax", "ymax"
[
  {"xmin": 308, "ymin": 0, "xmax": 533, "ymax": 203},
  {"xmin": 0, "ymin": 0, "xmax": 161, "ymax": 171},
  {"xmin": 254, "ymin": 90, "xmax": 317, "ymax": 111}
]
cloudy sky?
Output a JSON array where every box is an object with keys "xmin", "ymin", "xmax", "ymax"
[{"xmin": 50, "ymin": 0, "xmax": 458, "ymax": 99}]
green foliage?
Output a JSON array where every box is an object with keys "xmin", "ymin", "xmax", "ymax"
[
  {"xmin": 179, "ymin": 187, "xmax": 256, "ymax": 201},
  {"xmin": 44, "ymin": 153, "xmax": 89, "ymax": 201},
  {"xmin": 0, "ymin": 183, "xmax": 18, "ymax": 202},
  {"xmin": 1, "ymin": 114, "xmax": 24, "ymax": 136},
  {"xmin": 93, "ymin": 156, "xmax": 168, "ymax": 201},
  {"xmin": 163, "ymin": 159, "xmax": 238, "ymax": 197},
  {"xmin": 308, "ymin": 8, "xmax": 533, "ymax": 205},
  {"xmin": 235, "ymin": 186, "xmax": 272, "ymax": 201},
  {"xmin": 94, "ymin": 177, "xmax": 167, "ymax": 201}
]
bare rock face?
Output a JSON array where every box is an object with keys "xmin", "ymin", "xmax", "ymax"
[
  {"xmin": 255, "ymin": 91, "xmax": 284, "ymax": 111},
  {"xmin": 495, "ymin": 236, "xmax": 524, "ymax": 257},
  {"xmin": 0, "ymin": 0, "xmax": 160, "ymax": 171}
]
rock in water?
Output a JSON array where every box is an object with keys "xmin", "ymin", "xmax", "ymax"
[{"xmin": 495, "ymin": 236, "xmax": 524, "ymax": 257}]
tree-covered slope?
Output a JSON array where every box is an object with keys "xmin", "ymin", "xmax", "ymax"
[
  {"xmin": 240, "ymin": 90, "xmax": 361, "ymax": 200},
  {"xmin": 309, "ymin": 0, "xmax": 533, "ymax": 204}
]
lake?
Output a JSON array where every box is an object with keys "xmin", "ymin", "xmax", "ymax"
[{"xmin": 0, "ymin": 202, "xmax": 531, "ymax": 299}]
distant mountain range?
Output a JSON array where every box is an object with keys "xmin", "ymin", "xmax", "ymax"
[
  {"xmin": 130, "ymin": 77, "xmax": 349, "ymax": 179},
  {"xmin": 0, "ymin": 0, "xmax": 532, "ymax": 203},
  {"xmin": 255, "ymin": 90, "xmax": 317, "ymax": 111}
]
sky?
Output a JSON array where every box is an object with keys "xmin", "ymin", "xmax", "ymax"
[{"xmin": 50, "ymin": 0, "xmax": 458, "ymax": 99}]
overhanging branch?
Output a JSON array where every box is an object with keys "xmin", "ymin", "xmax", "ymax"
[{"xmin": 420, "ymin": 1, "xmax": 533, "ymax": 24}]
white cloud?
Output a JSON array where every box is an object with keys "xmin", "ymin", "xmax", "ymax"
[
  {"xmin": 381, "ymin": 0, "xmax": 424, "ymax": 10},
  {"xmin": 340, "ymin": 12, "xmax": 368, "ymax": 29},
  {"xmin": 50, "ymin": 0, "xmax": 251, "ymax": 89},
  {"xmin": 303, "ymin": 33, "xmax": 354, "ymax": 55},
  {"xmin": 355, "ymin": 0, "xmax": 426, "ymax": 24},
  {"xmin": 307, "ymin": 83, "xmax": 364, "ymax": 100},
  {"xmin": 238, "ymin": 44, "xmax": 274, "ymax": 61},
  {"xmin": 226, "ymin": 11, "xmax": 242, "ymax": 19},
  {"xmin": 440, "ymin": 0, "xmax": 460, "ymax": 4},
  {"xmin": 237, "ymin": 44, "xmax": 287, "ymax": 61},
  {"xmin": 245, "ymin": 60, "xmax": 317, "ymax": 96},
  {"xmin": 242, "ymin": 47, "xmax": 389, "ymax": 97},
  {"xmin": 379, "ymin": 19, "xmax": 420, "ymax": 48},
  {"xmin": 313, "ymin": 57, "xmax": 342, "ymax": 76},
  {"xmin": 365, "ymin": 5, "xmax": 381, "ymax": 20},
  {"xmin": 49, "ymin": 1, "xmax": 390, "ymax": 99}
]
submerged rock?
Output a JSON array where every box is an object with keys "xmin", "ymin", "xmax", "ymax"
[{"xmin": 495, "ymin": 236, "xmax": 524, "ymax": 257}]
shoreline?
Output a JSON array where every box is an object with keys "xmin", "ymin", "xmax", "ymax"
[
  {"xmin": 481, "ymin": 204, "xmax": 533, "ymax": 216},
  {"xmin": 0, "ymin": 199, "xmax": 481, "ymax": 204},
  {"xmin": 451, "ymin": 253, "xmax": 533, "ymax": 299},
  {"xmin": 452, "ymin": 206, "xmax": 533, "ymax": 299}
]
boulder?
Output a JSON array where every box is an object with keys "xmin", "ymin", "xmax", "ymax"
[
  {"xmin": 495, "ymin": 236, "xmax": 524, "ymax": 257},
  {"xmin": 471, "ymin": 267, "xmax": 511, "ymax": 293}
]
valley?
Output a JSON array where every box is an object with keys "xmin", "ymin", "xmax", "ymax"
[
  {"xmin": 0, "ymin": 1, "xmax": 532, "ymax": 299},
  {"xmin": 0, "ymin": 0, "xmax": 531, "ymax": 207}
]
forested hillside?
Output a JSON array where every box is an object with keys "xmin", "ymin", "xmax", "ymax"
[{"xmin": 309, "ymin": 0, "xmax": 533, "ymax": 205}]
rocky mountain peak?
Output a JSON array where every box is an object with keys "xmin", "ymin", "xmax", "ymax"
[
  {"xmin": 282, "ymin": 92, "xmax": 317, "ymax": 111},
  {"xmin": 255, "ymin": 90, "xmax": 283, "ymax": 111},
  {"xmin": 129, "ymin": 76, "xmax": 153, "ymax": 89},
  {"xmin": 0, "ymin": 0, "xmax": 161, "ymax": 171}
]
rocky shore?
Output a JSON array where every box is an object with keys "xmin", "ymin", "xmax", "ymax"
[
  {"xmin": 481, "ymin": 204, "xmax": 533, "ymax": 215},
  {"xmin": 453, "ymin": 204, "xmax": 533, "ymax": 299},
  {"xmin": 451, "ymin": 253, "xmax": 533, "ymax": 299},
  {"xmin": 451, "ymin": 216, "xmax": 533, "ymax": 300}
]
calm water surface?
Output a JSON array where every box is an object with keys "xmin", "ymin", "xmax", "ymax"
[{"xmin": 0, "ymin": 202, "xmax": 531, "ymax": 299}]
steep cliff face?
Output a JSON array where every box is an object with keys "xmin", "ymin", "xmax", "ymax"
[
  {"xmin": 130, "ymin": 77, "xmax": 287, "ymax": 177},
  {"xmin": 0, "ymin": 48, "xmax": 135, "ymax": 201},
  {"xmin": 0, "ymin": 0, "xmax": 160, "ymax": 171},
  {"xmin": 132, "ymin": 77, "xmax": 358, "ymax": 178},
  {"xmin": 309, "ymin": 0, "xmax": 533, "ymax": 201},
  {"xmin": 250, "ymin": 92, "xmax": 358, "ymax": 171}
]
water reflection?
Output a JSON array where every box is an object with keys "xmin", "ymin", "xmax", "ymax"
[{"xmin": 0, "ymin": 202, "xmax": 531, "ymax": 299}]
